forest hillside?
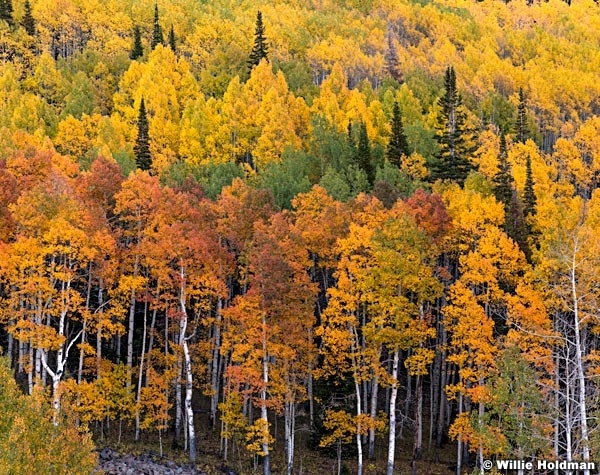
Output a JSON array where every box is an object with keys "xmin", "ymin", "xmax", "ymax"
[{"xmin": 1, "ymin": 0, "xmax": 600, "ymax": 474}]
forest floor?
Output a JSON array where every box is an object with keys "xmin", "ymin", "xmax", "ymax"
[{"xmin": 93, "ymin": 417, "xmax": 462, "ymax": 475}]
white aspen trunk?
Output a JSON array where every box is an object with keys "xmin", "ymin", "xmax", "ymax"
[
  {"xmin": 127, "ymin": 249, "xmax": 140, "ymax": 381},
  {"xmin": 210, "ymin": 298, "xmax": 223, "ymax": 428},
  {"xmin": 135, "ymin": 301, "xmax": 148, "ymax": 442},
  {"xmin": 79, "ymin": 263, "xmax": 93, "ymax": 384},
  {"xmin": 97, "ymin": 283, "xmax": 104, "ymax": 376},
  {"xmin": 261, "ymin": 311, "xmax": 271, "ymax": 475},
  {"xmin": 554, "ymin": 351, "xmax": 560, "ymax": 475},
  {"xmin": 78, "ymin": 321, "xmax": 86, "ymax": 384},
  {"xmin": 386, "ymin": 349, "xmax": 400, "ymax": 475},
  {"xmin": 368, "ymin": 347, "xmax": 381, "ymax": 460},
  {"xmin": 350, "ymin": 325, "xmax": 363, "ymax": 475},
  {"xmin": 565, "ymin": 352, "xmax": 572, "ymax": 463},
  {"xmin": 127, "ymin": 287, "xmax": 136, "ymax": 380},
  {"xmin": 285, "ymin": 399, "xmax": 296, "ymax": 475},
  {"xmin": 415, "ymin": 375, "xmax": 423, "ymax": 460},
  {"xmin": 179, "ymin": 266, "xmax": 196, "ymax": 464},
  {"xmin": 571, "ymin": 261, "xmax": 590, "ymax": 473},
  {"xmin": 478, "ymin": 399, "xmax": 485, "ymax": 475},
  {"xmin": 456, "ymin": 392, "xmax": 463, "ymax": 475},
  {"xmin": 175, "ymin": 356, "xmax": 183, "ymax": 443},
  {"xmin": 28, "ymin": 342, "xmax": 33, "ymax": 394}
]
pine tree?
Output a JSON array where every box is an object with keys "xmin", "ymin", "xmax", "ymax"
[
  {"xmin": 355, "ymin": 122, "xmax": 374, "ymax": 185},
  {"xmin": 22, "ymin": 0, "xmax": 35, "ymax": 36},
  {"xmin": 515, "ymin": 87, "xmax": 528, "ymax": 144},
  {"xmin": 492, "ymin": 134, "xmax": 513, "ymax": 207},
  {"xmin": 386, "ymin": 102, "xmax": 409, "ymax": 168},
  {"xmin": 168, "ymin": 25, "xmax": 176, "ymax": 52},
  {"xmin": 431, "ymin": 66, "xmax": 476, "ymax": 185},
  {"xmin": 248, "ymin": 11, "xmax": 268, "ymax": 69},
  {"xmin": 130, "ymin": 25, "xmax": 143, "ymax": 60},
  {"xmin": 134, "ymin": 98, "xmax": 151, "ymax": 171},
  {"xmin": 523, "ymin": 154, "xmax": 536, "ymax": 216},
  {"xmin": 151, "ymin": 3, "xmax": 163, "ymax": 50},
  {"xmin": 0, "ymin": 0, "xmax": 13, "ymax": 24},
  {"xmin": 492, "ymin": 134, "xmax": 528, "ymax": 254}
]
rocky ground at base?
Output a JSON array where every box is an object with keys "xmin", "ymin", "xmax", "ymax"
[{"xmin": 96, "ymin": 448, "xmax": 206, "ymax": 475}]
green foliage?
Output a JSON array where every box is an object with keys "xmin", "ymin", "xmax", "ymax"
[
  {"xmin": 22, "ymin": 0, "xmax": 35, "ymax": 36},
  {"xmin": 0, "ymin": 0, "xmax": 13, "ymax": 25},
  {"xmin": 319, "ymin": 165, "xmax": 352, "ymax": 202},
  {"xmin": 130, "ymin": 25, "xmax": 143, "ymax": 60},
  {"xmin": 151, "ymin": 3, "xmax": 163, "ymax": 50},
  {"xmin": 248, "ymin": 10, "xmax": 268, "ymax": 70},
  {"xmin": 0, "ymin": 357, "xmax": 97, "ymax": 475},
  {"xmin": 354, "ymin": 121, "xmax": 374, "ymax": 185},
  {"xmin": 62, "ymin": 72, "xmax": 95, "ymax": 119},
  {"xmin": 191, "ymin": 161, "xmax": 245, "ymax": 200},
  {"xmin": 523, "ymin": 154, "xmax": 536, "ymax": 216},
  {"xmin": 386, "ymin": 102, "xmax": 410, "ymax": 168},
  {"xmin": 168, "ymin": 25, "xmax": 176, "ymax": 53},
  {"xmin": 134, "ymin": 97, "xmax": 151, "ymax": 171},
  {"xmin": 256, "ymin": 148, "xmax": 314, "ymax": 209},
  {"xmin": 431, "ymin": 66, "xmax": 476, "ymax": 185},
  {"xmin": 485, "ymin": 348, "xmax": 552, "ymax": 459},
  {"xmin": 514, "ymin": 87, "xmax": 528, "ymax": 144}
]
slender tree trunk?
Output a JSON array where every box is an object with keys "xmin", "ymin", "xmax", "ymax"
[
  {"xmin": 179, "ymin": 268, "xmax": 196, "ymax": 464},
  {"xmin": 351, "ymin": 325, "xmax": 363, "ymax": 475},
  {"xmin": 261, "ymin": 311, "xmax": 271, "ymax": 475},
  {"xmin": 97, "ymin": 283, "xmax": 104, "ymax": 376},
  {"xmin": 571, "ymin": 261, "xmax": 590, "ymax": 473},
  {"xmin": 135, "ymin": 301, "xmax": 148, "ymax": 442},
  {"xmin": 210, "ymin": 298, "xmax": 223, "ymax": 428},
  {"xmin": 456, "ymin": 392, "xmax": 463, "ymax": 475},
  {"xmin": 386, "ymin": 349, "xmax": 400, "ymax": 475},
  {"xmin": 285, "ymin": 398, "xmax": 296, "ymax": 475}
]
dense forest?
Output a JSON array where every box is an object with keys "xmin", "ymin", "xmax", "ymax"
[{"xmin": 1, "ymin": 0, "xmax": 600, "ymax": 474}]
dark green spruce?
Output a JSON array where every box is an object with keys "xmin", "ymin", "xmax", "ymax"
[
  {"xmin": 514, "ymin": 87, "xmax": 528, "ymax": 143},
  {"xmin": 493, "ymin": 134, "xmax": 529, "ymax": 257},
  {"xmin": 0, "ymin": 0, "xmax": 13, "ymax": 25},
  {"xmin": 151, "ymin": 3, "xmax": 163, "ymax": 50},
  {"xmin": 134, "ymin": 98, "xmax": 152, "ymax": 171},
  {"xmin": 22, "ymin": 0, "xmax": 35, "ymax": 35},
  {"xmin": 130, "ymin": 25, "xmax": 143, "ymax": 60},
  {"xmin": 523, "ymin": 154, "xmax": 536, "ymax": 216},
  {"xmin": 248, "ymin": 10, "xmax": 268, "ymax": 69},
  {"xmin": 431, "ymin": 66, "xmax": 476, "ymax": 185},
  {"xmin": 386, "ymin": 101, "xmax": 409, "ymax": 168},
  {"xmin": 168, "ymin": 25, "xmax": 176, "ymax": 52},
  {"xmin": 492, "ymin": 134, "xmax": 513, "ymax": 207}
]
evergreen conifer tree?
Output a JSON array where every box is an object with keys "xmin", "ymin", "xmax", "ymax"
[
  {"xmin": 22, "ymin": 0, "xmax": 35, "ymax": 35},
  {"xmin": 492, "ymin": 134, "xmax": 513, "ymax": 207},
  {"xmin": 523, "ymin": 154, "xmax": 536, "ymax": 216},
  {"xmin": 492, "ymin": 134, "xmax": 528, "ymax": 254},
  {"xmin": 386, "ymin": 102, "xmax": 409, "ymax": 168},
  {"xmin": 347, "ymin": 120, "xmax": 355, "ymax": 150},
  {"xmin": 168, "ymin": 25, "xmax": 176, "ymax": 52},
  {"xmin": 431, "ymin": 66, "xmax": 476, "ymax": 185},
  {"xmin": 355, "ymin": 122, "xmax": 374, "ymax": 185},
  {"xmin": 134, "ymin": 98, "xmax": 152, "ymax": 171},
  {"xmin": 248, "ymin": 11, "xmax": 268, "ymax": 69},
  {"xmin": 0, "ymin": 0, "xmax": 13, "ymax": 24},
  {"xmin": 130, "ymin": 25, "xmax": 143, "ymax": 60},
  {"xmin": 515, "ymin": 87, "xmax": 528, "ymax": 144},
  {"xmin": 151, "ymin": 3, "xmax": 163, "ymax": 50}
]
